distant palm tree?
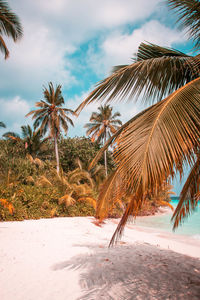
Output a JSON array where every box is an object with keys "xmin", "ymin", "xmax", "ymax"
[
  {"xmin": 85, "ymin": 105, "xmax": 122, "ymax": 177},
  {"xmin": 0, "ymin": 1, "xmax": 23, "ymax": 59},
  {"xmin": 0, "ymin": 121, "xmax": 6, "ymax": 128},
  {"xmin": 3, "ymin": 125, "xmax": 49, "ymax": 158},
  {"xmin": 26, "ymin": 82, "xmax": 75, "ymax": 173}
]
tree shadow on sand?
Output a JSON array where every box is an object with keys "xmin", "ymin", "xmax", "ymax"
[{"xmin": 52, "ymin": 243, "xmax": 200, "ymax": 300}]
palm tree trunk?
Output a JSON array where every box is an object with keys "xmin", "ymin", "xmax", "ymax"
[
  {"xmin": 54, "ymin": 135, "xmax": 60, "ymax": 174},
  {"xmin": 104, "ymin": 129, "xmax": 108, "ymax": 178}
]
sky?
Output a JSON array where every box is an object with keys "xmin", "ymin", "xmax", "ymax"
[{"xmin": 0, "ymin": 0, "xmax": 194, "ymax": 194}]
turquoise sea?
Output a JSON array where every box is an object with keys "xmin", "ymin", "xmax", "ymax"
[{"xmin": 135, "ymin": 197, "xmax": 200, "ymax": 239}]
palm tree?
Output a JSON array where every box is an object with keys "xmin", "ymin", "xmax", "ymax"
[
  {"xmin": 76, "ymin": 0, "xmax": 200, "ymax": 244},
  {"xmin": 85, "ymin": 105, "xmax": 122, "ymax": 177},
  {"xmin": 3, "ymin": 125, "xmax": 49, "ymax": 158},
  {"xmin": 0, "ymin": 1, "xmax": 23, "ymax": 59},
  {"xmin": 26, "ymin": 82, "xmax": 75, "ymax": 173}
]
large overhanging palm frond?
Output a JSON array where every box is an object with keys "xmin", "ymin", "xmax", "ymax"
[
  {"xmin": 76, "ymin": 43, "xmax": 200, "ymax": 114},
  {"xmin": 172, "ymin": 154, "xmax": 200, "ymax": 229},
  {"xmin": 89, "ymin": 78, "xmax": 200, "ymax": 244},
  {"xmin": 167, "ymin": 0, "xmax": 200, "ymax": 50}
]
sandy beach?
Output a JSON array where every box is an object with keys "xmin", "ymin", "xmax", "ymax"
[{"xmin": 0, "ymin": 216, "xmax": 200, "ymax": 300}]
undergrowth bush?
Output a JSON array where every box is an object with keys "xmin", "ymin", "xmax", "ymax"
[{"xmin": 0, "ymin": 184, "xmax": 95, "ymax": 221}]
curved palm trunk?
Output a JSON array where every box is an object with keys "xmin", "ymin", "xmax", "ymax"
[
  {"xmin": 104, "ymin": 129, "xmax": 108, "ymax": 178},
  {"xmin": 54, "ymin": 135, "xmax": 60, "ymax": 174}
]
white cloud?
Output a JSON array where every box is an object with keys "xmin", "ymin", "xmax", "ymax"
[
  {"xmin": 0, "ymin": 96, "xmax": 31, "ymax": 134},
  {"xmin": 0, "ymin": 0, "xmax": 160, "ymax": 98},
  {"xmin": 0, "ymin": 0, "xmax": 188, "ymax": 138},
  {"xmin": 0, "ymin": 20, "xmax": 77, "ymax": 99},
  {"xmin": 103, "ymin": 20, "xmax": 184, "ymax": 62},
  {"xmin": 86, "ymin": 20, "xmax": 186, "ymax": 75}
]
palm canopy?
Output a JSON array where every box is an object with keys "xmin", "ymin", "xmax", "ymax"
[
  {"xmin": 85, "ymin": 105, "xmax": 122, "ymax": 178},
  {"xmin": 3, "ymin": 125, "xmax": 49, "ymax": 157},
  {"xmin": 0, "ymin": 0, "xmax": 23, "ymax": 59},
  {"xmin": 85, "ymin": 105, "xmax": 122, "ymax": 143},
  {"xmin": 26, "ymin": 82, "xmax": 75, "ymax": 173},
  {"xmin": 26, "ymin": 82, "xmax": 74, "ymax": 138},
  {"xmin": 76, "ymin": 1, "xmax": 200, "ymax": 243}
]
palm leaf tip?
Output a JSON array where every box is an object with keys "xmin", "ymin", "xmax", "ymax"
[
  {"xmin": 172, "ymin": 155, "xmax": 200, "ymax": 229},
  {"xmin": 166, "ymin": 0, "xmax": 200, "ymax": 49}
]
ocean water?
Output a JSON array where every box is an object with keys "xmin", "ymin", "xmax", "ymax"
[{"xmin": 135, "ymin": 198, "xmax": 200, "ymax": 239}]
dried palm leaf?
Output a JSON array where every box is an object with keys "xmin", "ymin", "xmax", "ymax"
[
  {"xmin": 78, "ymin": 197, "xmax": 96, "ymax": 209},
  {"xmin": 58, "ymin": 194, "xmax": 76, "ymax": 207},
  {"xmin": 36, "ymin": 176, "xmax": 52, "ymax": 187}
]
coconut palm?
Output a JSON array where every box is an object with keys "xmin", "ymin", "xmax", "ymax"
[
  {"xmin": 3, "ymin": 125, "xmax": 49, "ymax": 158},
  {"xmin": 0, "ymin": 1, "xmax": 23, "ymax": 59},
  {"xmin": 76, "ymin": 0, "xmax": 200, "ymax": 244},
  {"xmin": 26, "ymin": 82, "xmax": 75, "ymax": 173},
  {"xmin": 85, "ymin": 105, "xmax": 122, "ymax": 177}
]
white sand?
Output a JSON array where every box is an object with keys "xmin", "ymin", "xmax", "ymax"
[{"xmin": 0, "ymin": 216, "xmax": 200, "ymax": 300}]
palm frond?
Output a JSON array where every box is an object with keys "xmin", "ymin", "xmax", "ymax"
[
  {"xmin": 78, "ymin": 196, "xmax": 96, "ymax": 209},
  {"xmin": 21, "ymin": 125, "xmax": 31, "ymax": 138},
  {"xmin": 172, "ymin": 155, "xmax": 200, "ymax": 229},
  {"xmin": 0, "ymin": 35, "xmax": 9, "ymax": 58},
  {"xmin": 96, "ymin": 77, "xmax": 200, "ymax": 244},
  {"xmin": 59, "ymin": 194, "xmax": 76, "ymax": 207},
  {"xmin": 167, "ymin": 0, "xmax": 200, "ymax": 49},
  {"xmin": 76, "ymin": 43, "xmax": 200, "ymax": 113},
  {"xmin": 0, "ymin": 0, "xmax": 22, "ymax": 59},
  {"xmin": 3, "ymin": 131, "xmax": 20, "ymax": 140},
  {"xmin": 96, "ymin": 169, "xmax": 126, "ymax": 221},
  {"xmin": 0, "ymin": 0, "xmax": 23, "ymax": 41}
]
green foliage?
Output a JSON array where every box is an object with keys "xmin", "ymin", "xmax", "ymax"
[
  {"xmin": 59, "ymin": 137, "xmax": 115, "ymax": 172},
  {"xmin": 0, "ymin": 182, "xmax": 95, "ymax": 221},
  {"xmin": 0, "ymin": 153, "xmax": 96, "ymax": 221}
]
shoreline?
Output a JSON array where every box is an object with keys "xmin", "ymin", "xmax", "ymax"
[
  {"xmin": 0, "ymin": 216, "xmax": 200, "ymax": 299},
  {"xmin": 1, "ymin": 215, "xmax": 200, "ymax": 258}
]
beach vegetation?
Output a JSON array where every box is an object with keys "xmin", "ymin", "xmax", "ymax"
[
  {"xmin": 3, "ymin": 125, "xmax": 50, "ymax": 158},
  {"xmin": 59, "ymin": 136, "xmax": 115, "ymax": 173}
]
